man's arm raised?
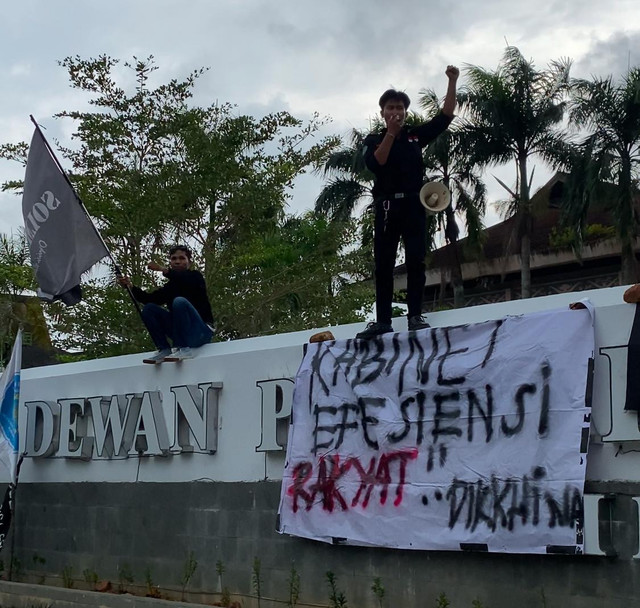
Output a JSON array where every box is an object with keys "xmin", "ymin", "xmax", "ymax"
[{"xmin": 442, "ymin": 65, "xmax": 459, "ymax": 118}]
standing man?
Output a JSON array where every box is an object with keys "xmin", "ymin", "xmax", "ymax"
[
  {"xmin": 118, "ymin": 245, "xmax": 214, "ymax": 363},
  {"xmin": 356, "ymin": 66, "xmax": 459, "ymax": 340}
]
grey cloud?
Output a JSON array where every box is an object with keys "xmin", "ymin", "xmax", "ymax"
[
  {"xmin": 261, "ymin": 0, "xmax": 457, "ymax": 72},
  {"xmin": 2, "ymin": 0, "xmax": 640, "ymax": 235},
  {"xmin": 575, "ymin": 31, "xmax": 640, "ymax": 80}
]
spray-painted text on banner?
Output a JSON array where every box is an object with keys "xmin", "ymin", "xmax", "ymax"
[{"xmin": 278, "ymin": 307, "xmax": 594, "ymax": 554}]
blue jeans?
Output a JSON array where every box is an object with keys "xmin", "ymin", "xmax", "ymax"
[{"xmin": 141, "ymin": 297, "xmax": 213, "ymax": 350}]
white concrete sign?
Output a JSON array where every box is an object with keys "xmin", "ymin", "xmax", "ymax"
[{"xmin": 11, "ymin": 285, "xmax": 640, "ymax": 499}]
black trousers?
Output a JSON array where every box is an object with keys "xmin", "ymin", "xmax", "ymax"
[{"xmin": 373, "ymin": 195, "xmax": 427, "ymax": 324}]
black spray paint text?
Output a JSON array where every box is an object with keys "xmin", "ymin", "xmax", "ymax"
[
  {"xmin": 311, "ymin": 363, "xmax": 551, "ymax": 455},
  {"xmin": 308, "ymin": 322, "xmax": 503, "ymax": 400},
  {"xmin": 444, "ymin": 466, "xmax": 583, "ymax": 533}
]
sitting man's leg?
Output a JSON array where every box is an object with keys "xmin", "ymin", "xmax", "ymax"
[
  {"xmin": 140, "ymin": 303, "xmax": 173, "ymax": 363},
  {"xmin": 165, "ymin": 297, "xmax": 214, "ymax": 361}
]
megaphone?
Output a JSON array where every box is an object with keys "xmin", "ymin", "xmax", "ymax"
[{"xmin": 419, "ymin": 181, "xmax": 451, "ymax": 215}]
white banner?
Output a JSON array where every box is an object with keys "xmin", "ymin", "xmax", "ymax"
[{"xmin": 279, "ymin": 306, "xmax": 594, "ymax": 554}]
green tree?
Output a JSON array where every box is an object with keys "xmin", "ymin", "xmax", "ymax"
[
  {"xmin": 1, "ymin": 54, "xmax": 211, "ymax": 357},
  {"xmin": 211, "ymin": 212, "xmax": 372, "ymax": 339},
  {"xmin": 1, "ymin": 55, "xmax": 364, "ymax": 357},
  {"xmin": 176, "ymin": 105, "xmax": 340, "ymax": 289},
  {"xmin": 0, "ymin": 232, "xmax": 34, "ymax": 297},
  {"xmin": 564, "ymin": 68, "xmax": 640, "ymax": 283},
  {"xmin": 0, "ymin": 232, "xmax": 38, "ymax": 364},
  {"xmin": 460, "ymin": 46, "xmax": 571, "ymax": 298},
  {"xmin": 55, "ymin": 55, "xmax": 212, "ymax": 277},
  {"xmin": 419, "ymin": 90, "xmax": 487, "ymax": 307},
  {"xmin": 314, "ymin": 128, "xmax": 374, "ymax": 223},
  {"xmin": 314, "ymin": 113, "xmax": 445, "ymax": 275}
]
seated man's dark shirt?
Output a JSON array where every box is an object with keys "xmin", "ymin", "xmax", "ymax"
[{"xmin": 131, "ymin": 269, "xmax": 214, "ymax": 325}]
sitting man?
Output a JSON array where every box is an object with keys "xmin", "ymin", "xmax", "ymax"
[{"xmin": 118, "ymin": 245, "xmax": 214, "ymax": 363}]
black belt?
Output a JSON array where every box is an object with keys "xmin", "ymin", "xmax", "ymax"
[
  {"xmin": 387, "ymin": 192, "xmax": 417, "ymax": 199},
  {"xmin": 380, "ymin": 194, "xmax": 417, "ymax": 232}
]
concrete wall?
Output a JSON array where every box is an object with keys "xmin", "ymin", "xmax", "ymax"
[
  {"xmin": 8, "ymin": 286, "xmax": 640, "ymax": 607},
  {"xmin": 8, "ymin": 481, "xmax": 640, "ymax": 608}
]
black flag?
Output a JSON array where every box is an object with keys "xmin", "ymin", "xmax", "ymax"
[
  {"xmin": 0, "ymin": 455, "xmax": 24, "ymax": 553},
  {"xmin": 21, "ymin": 126, "xmax": 108, "ymax": 305},
  {"xmin": 0, "ymin": 484, "xmax": 14, "ymax": 552}
]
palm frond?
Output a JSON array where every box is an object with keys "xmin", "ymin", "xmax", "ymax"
[{"xmin": 314, "ymin": 178, "xmax": 369, "ymax": 222}]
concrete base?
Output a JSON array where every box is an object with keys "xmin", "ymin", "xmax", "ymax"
[
  {"xmin": 8, "ymin": 481, "xmax": 640, "ymax": 608},
  {"xmin": 0, "ymin": 580, "xmax": 213, "ymax": 608}
]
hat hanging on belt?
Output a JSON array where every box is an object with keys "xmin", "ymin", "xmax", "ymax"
[{"xmin": 419, "ymin": 181, "xmax": 451, "ymax": 215}]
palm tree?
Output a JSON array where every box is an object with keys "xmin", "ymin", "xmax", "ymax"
[
  {"xmin": 459, "ymin": 46, "xmax": 571, "ymax": 298},
  {"xmin": 314, "ymin": 128, "xmax": 374, "ymax": 223},
  {"xmin": 565, "ymin": 68, "xmax": 640, "ymax": 283},
  {"xmin": 315, "ymin": 113, "xmax": 480, "ymax": 309},
  {"xmin": 419, "ymin": 90, "xmax": 487, "ymax": 307},
  {"xmin": 314, "ymin": 115, "xmax": 432, "ymax": 223}
]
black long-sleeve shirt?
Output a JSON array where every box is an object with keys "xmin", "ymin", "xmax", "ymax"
[
  {"xmin": 363, "ymin": 111, "xmax": 453, "ymax": 199},
  {"xmin": 131, "ymin": 269, "xmax": 214, "ymax": 325}
]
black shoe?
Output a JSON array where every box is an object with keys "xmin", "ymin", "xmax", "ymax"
[
  {"xmin": 356, "ymin": 321, "xmax": 393, "ymax": 339},
  {"xmin": 408, "ymin": 315, "xmax": 431, "ymax": 331}
]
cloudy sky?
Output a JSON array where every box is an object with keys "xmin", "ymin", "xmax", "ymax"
[{"xmin": 1, "ymin": 0, "xmax": 639, "ymax": 237}]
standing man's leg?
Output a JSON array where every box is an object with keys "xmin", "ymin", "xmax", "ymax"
[
  {"xmin": 403, "ymin": 198, "xmax": 430, "ymax": 330},
  {"xmin": 357, "ymin": 200, "xmax": 401, "ymax": 339},
  {"xmin": 167, "ymin": 297, "xmax": 213, "ymax": 359}
]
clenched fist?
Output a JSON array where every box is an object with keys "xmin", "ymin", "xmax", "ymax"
[{"xmin": 445, "ymin": 65, "xmax": 460, "ymax": 81}]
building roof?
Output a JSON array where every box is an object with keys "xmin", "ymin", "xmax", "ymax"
[{"xmin": 394, "ymin": 172, "xmax": 629, "ymax": 283}]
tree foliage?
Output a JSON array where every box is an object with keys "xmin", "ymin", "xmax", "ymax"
[
  {"xmin": 314, "ymin": 128, "xmax": 375, "ymax": 223},
  {"xmin": 459, "ymin": 46, "xmax": 571, "ymax": 298},
  {"xmin": 564, "ymin": 68, "xmax": 640, "ymax": 283},
  {"xmin": 211, "ymin": 212, "xmax": 372, "ymax": 340},
  {"xmin": 419, "ymin": 90, "xmax": 487, "ymax": 307},
  {"xmin": 0, "ymin": 55, "xmax": 370, "ymax": 358},
  {"xmin": 0, "ymin": 232, "xmax": 43, "ymax": 365}
]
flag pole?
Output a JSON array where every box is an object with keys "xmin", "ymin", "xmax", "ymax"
[
  {"xmin": 28, "ymin": 116, "xmax": 143, "ymax": 319},
  {"xmin": 7, "ymin": 454, "xmax": 23, "ymax": 581}
]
